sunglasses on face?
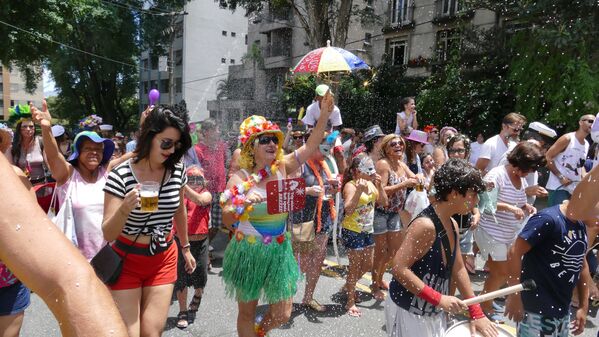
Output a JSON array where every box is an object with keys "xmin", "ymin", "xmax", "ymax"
[
  {"xmin": 257, "ymin": 135, "xmax": 279, "ymax": 145},
  {"xmin": 293, "ymin": 135, "xmax": 304, "ymax": 140},
  {"xmin": 508, "ymin": 124, "xmax": 522, "ymax": 132},
  {"xmin": 187, "ymin": 176, "xmax": 205, "ymax": 186},
  {"xmin": 388, "ymin": 140, "xmax": 404, "ymax": 148},
  {"xmin": 160, "ymin": 139, "xmax": 182, "ymax": 150},
  {"xmin": 448, "ymin": 148, "xmax": 466, "ymax": 154},
  {"xmin": 583, "ymin": 119, "xmax": 595, "ymax": 124}
]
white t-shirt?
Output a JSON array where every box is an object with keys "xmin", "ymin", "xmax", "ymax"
[
  {"xmin": 302, "ymin": 101, "xmax": 342, "ymax": 128},
  {"xmin": 469, "ymin": 142, "xmax": 483, "ymax": 166},
  {"xmin": 477, "ymin": 134, "xmax": 516, "ymax": 173},
  {"xmin": 478, "ymin": 165, "xmax": 529, "ymax": 244}
]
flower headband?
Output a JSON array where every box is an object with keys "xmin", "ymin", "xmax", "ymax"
[
  {"xmin": 78, "ymin": 114, "xmax": 103, "ymax": 129},
  {"xmin": 238, "ymin": 115, "xmax": 282, "ymax": 145}
]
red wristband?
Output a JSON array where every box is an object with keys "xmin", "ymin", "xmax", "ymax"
[
  {"xmin": 417, "ymin": 285, "xmax": 442, "ymax": 306},
  {"xmin": 468, "ymin": 303, "xmax": 485, "ymax": 320}
]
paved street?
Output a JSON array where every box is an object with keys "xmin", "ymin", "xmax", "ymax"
[{"xmin": 21, "ymin": 232, "xmax": 599, "ymax": 336}]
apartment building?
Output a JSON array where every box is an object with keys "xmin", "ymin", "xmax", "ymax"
[
  {"xmin": 207, "ymin": 2, "xmax": 382, "ymax": 133},
  {"xmin": 0, "ymin": 65, "xmax": 44, "ymax": 120},
  {"xmin": 139, "ymin": 0, "xmax": 248, "ymax": 122}
]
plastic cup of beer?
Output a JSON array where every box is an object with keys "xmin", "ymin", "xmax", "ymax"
[{"xmin": 140, "ymin": 181, "xmax": 160, "ymax": 212}]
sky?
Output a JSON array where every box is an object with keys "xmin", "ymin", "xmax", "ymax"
[{"xmin": 43, "ymin": 68, "xmax": 57, "ymax": 97}]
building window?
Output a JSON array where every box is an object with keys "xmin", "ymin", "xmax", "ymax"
[
  {"xmin": 218, "ymin": 0, "xmax": 227, "ymax": 9},
  {"xmin": 245, "ymin": 35, "xmax": 248, "ymax": 45},
  {"xmin": 176, "ymin": 77, "xmax": 182, "ymax": 93},
  {"xmin": 388, "ymin": 39, "xmax": 408, "ymax": 66},
  {"xmin": 364, "ymin": 33, "xmax": 372, "ymax": 45},
  {"xmin": 142, "ymin": 81, "xmax": 149, "ymax": 94},
  {"xmin": 230, "ymin": 59, "xmax": 235, "ymax": 64},
  {"xmin": 150, "ymin": 56, "xmax": 158, "ymax": 70},
  {"xmin": 440, "ymin": 0, "xmax": 462, "ymax": 16},
  {"xmin": 391, "ymin": 0, "xmax": 410, "ymax": 24},
  {"xmin": 222, "ymin": 30, "xmax": 227, "ymax": 36},
  {"xmin": 231, "ymin": 32, "xmax": 236, "ymax": 37},
  {"xmin": 175, "ymin": 49, "xmax": 183, "ymax": 66},
  {"xmin": 437, "ymin": 30, "xmax": 460, "ymax": 61},
  {"xmin": 150, "ymin": 80, "xmax": 157, "ymax": 90},
  {"xmin": 221, "ymin": 58, "xmax": 226, "ymax": 64},
  {"xmin": 160, "ymin": 79, "xmax": 170, "ymax": 93},
  {"xmin": 142, "ymin": 58, "xmax": 149, "ymax": 70},
  {"xmin": 175, "ymin": 21, "xmax": 183, "ymax": 38}
]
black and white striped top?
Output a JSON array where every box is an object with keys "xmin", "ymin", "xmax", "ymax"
[{"xmin": 103, "ymin": 159, "xmax": 187, "ymax": 255}]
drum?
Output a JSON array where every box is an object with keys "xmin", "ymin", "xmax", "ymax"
[{"xmin": 444, "ymin": 321, "xmax": 516, "ymax": 337}]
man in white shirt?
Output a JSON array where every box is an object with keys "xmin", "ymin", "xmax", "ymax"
[
  {"xmin": 302, "ymin": 84, "xmax": 342, "ymax": 131},
  {"xmin": 475, "ymin": 112, "xmax": 526, "ymax": 175},
  {"xmin": 469, "ymin": 133, "xmax": 484, "ymax": 166},
  {"xmin": 545, "ymin": 114, "xmax": 594, "ymax": 206}
]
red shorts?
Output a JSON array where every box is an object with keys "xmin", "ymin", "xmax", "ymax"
[{"xmin": 109, "ymin": 235, "xmax": 178, "ymax": 290}]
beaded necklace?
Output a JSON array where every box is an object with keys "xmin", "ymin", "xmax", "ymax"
[{"xmin": 220, "ymin": 160, "xmax": 280, "ymax": 221}]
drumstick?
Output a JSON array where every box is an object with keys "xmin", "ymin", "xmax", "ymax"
[{"xmin": 463, "ymin": 280, "xmax": 536, "ymax": 306}]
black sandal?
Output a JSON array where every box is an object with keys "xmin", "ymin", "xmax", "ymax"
[
  {"xmin": 176, "ymin": 311, "xmax": 189, "ymax": 329},
  {"xmin": 189, "ymin": 294, "xmax": 202, "ymax": 313}
]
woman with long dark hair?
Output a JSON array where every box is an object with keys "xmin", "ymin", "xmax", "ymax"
[
  {"xmin": 102, "ymin": 104, "xmax": 196, "ymax": 336},
  {"xmin": 9, "ymin": 105, "xmax": 47, "ymax": 185},
  {"xmin": 395, "ymin": 97, "xmax": 418, "ymax": 136}
]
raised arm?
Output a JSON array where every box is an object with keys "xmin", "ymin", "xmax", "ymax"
[
  {"xmin": 0, "ymin": 154, "xmax": 128, "ymax": 337},
  {"xmin": 567, "ymin": 164, "xmax": 599, "ymax": 220},
  {"xmin": 284, "ymin": 92, "xmax": 334, "ymax": 174},
  {"xmin": 31, "ymin": 100, "xmax": 72, "ymax": 185}
]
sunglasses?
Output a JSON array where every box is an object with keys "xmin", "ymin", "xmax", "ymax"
[
  {"xmin": 583, "ymin": 119, "xmax": 595, "ymax": 124},
  {"xmin": 448, "ymin": 148, "xmax": 466, "ymax": 154},
  {"xmin": 187, "ymin": 175, "xmax": 205, "ymax": 186},
  {"xmin": 160, "ymin": 139, "xmax": 182, "ymax": 150},
  {"xmin": 507, "ymin": 124, "xmax": 522, "ymax": 132},
  {"xmin": 388, "ymin": 140, "xmax": 404, "ymax": 147},
  {"xmin": 293, "ymin": 135, "xmax": 304, "ymax": 140},
  {"xmin": 257, "ymin": 135, "xmax": 279, "ymax": 145}
]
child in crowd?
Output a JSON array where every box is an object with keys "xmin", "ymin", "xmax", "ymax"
[
  {"xmin": 341, "ymin": 153, "xmax": 388, "ymax": 317},
  {"xmin": 174, "ymin": 165, "xmax": 213, "ymax": 329}
]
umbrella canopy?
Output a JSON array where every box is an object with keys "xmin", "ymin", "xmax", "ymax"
[{"xmin": 293, "ymin": 40, "xmax": 369, "ymax": 74}]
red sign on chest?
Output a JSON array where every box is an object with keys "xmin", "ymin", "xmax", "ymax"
[{"xmin": 266, "ymin": 178, "xmax": 306, "ymax": 214}]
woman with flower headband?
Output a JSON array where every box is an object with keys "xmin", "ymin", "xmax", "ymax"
[
  {"xmin": 8, "ymin": 104, "xmax": 48, "ymax": 185},
  {"xmin": 221, "ymin": 92, "xmax": 334, "ymax": 337}
]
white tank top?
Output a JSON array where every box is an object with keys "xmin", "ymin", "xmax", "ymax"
[{"xmin": 546, "ymin": 132, "xmax": 589, "ymax": 193}]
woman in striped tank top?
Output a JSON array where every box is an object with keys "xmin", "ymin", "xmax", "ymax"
[
  {"xmin": 221, "ymin": 91, "xmax": 334, "ymax": 337},
  {"xmin": 102, "ymin": 104, "xmax": 196, "ymax": 337}
]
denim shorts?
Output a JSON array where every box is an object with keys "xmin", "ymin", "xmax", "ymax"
[
  {"xmin": 342, "ymin": 229, "xmax": 374, "ymax": 250},
  {"xmin": 0, "ymin": 282, "xmax": 30, "ymax": 316},
  {"xmin": 373, "ymin": 209, "xmax": 401, "ymax": 235}
]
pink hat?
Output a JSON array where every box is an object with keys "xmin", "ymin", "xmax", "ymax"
[{"xmin": 404, "ymin": 130, "xmax": 429, "ymax": 144}]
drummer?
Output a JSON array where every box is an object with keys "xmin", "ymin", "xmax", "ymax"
[
  {"xmin": 385, "ymin": 159, "xmax": 498, "ymax": 337},
  {"xmin": 504, "ymin": 200, "xmax": 591, "ymax": 336}
]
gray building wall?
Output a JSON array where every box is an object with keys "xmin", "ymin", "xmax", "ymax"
[{"xmin": 0, "ymin": 65, "xmax": 44, "ymax": 120}]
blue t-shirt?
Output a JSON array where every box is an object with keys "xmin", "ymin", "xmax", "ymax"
[{"xmin": 519, "ymin": 205, "xmax": 587, "ymax": 318}]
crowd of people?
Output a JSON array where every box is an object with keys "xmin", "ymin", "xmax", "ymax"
[{"xmin": 0, "ymin": 83, "xmax": 598, "ymax": 337}]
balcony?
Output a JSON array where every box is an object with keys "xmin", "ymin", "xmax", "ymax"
[
  {"xmin": 257, "ymin": 8, "xmax": 293, "ymax": 33},
  {"xmin": 433, "ymin": 0, "xmax": 474, "ymax": 24},
  {"xmin": 262, "ymin": 44, "xmax": 292, "ymax": 69}
]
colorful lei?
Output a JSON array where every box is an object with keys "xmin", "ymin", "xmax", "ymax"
[{"xmin": 220, "ymin": 160, "xmax": 279, "ymax": 222}]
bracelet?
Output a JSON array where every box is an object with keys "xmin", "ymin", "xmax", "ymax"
[
  {"xmin": 181, "ymin": 243, "xmax": 191, "ymax": 249},
  {"xmin": 417, "ymin": 285, "xmax": 442, "ymax": 306}
]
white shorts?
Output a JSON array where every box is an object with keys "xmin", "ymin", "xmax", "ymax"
[
  {"xmin": 474, "ymin": 227, "xmax": 510, "ymax": 262},
  {"xmin": 385, "ymin": 296, "xmax": 446, "ymax": 337}
]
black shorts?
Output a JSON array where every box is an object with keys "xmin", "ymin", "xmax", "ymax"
[{"xmin": 174, "ymin": 238, "xmax": 209, "ymax": 291}]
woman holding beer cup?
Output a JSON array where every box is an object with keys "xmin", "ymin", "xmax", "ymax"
[
  {"xmin": 220, "ymin": 90, "xmax": 333, "ymax": 337},
  {"xmin": 102, "ymin": 104, "xmax": 196, "ymax": 337}
]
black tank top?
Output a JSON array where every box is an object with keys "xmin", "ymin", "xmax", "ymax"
[{"xmin": 389, "ymin": 205, "xmax": 457, "ymax": 317}]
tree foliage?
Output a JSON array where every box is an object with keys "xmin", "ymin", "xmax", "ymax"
[{"xmin": 0, "ymin": 0, "xmax": 188, "ymax": 130}]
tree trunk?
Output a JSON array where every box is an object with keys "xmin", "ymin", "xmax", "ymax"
[{"xmin": 333, "ymin": 0, "xmax": 353, "ymax": 48}]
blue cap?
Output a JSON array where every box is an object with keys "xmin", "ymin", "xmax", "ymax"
[{"xmin": 68, "ymin": 131, "xmax": 115, "ymax": 165}]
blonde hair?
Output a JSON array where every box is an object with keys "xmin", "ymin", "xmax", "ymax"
[
  {"xmin": 239, "ymin": 133, "xmax": 285, "ymax": 170},
  {"xmin": 378, "ymin": 134, "xmax": 404, "ymax": 159}
]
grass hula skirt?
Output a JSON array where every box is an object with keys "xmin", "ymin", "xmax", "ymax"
[{"xmin": 223, "ymin": 231, "xmax": 299, "ymax": 303}]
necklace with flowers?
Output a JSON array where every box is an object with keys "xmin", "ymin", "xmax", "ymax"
[{"xmin": 220, "ymin": 160, "xmax": 280, "ymax": 222}]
